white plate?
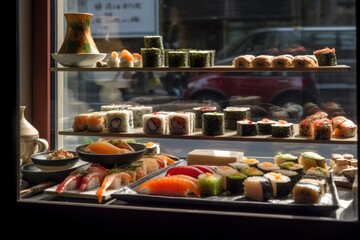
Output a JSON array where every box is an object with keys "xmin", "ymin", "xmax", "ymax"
[{"xmin": 52, "ymin": 53, "xmax": 107, "ymax": 67}]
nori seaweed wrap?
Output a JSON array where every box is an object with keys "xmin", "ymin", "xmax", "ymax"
[
  {"xmin": 313, "ymin": 47, "xmax": 337, "ymax": 66},
  {"xmin": 198, "ymin": 173, "xmax": 223, "ymax": 196},
  {"xmin": 168, "ymin": 51, "xmax": 189, "ymax": 67},
  {"xmin": 189, "ymin": 50, "xmax": 211, "ymax": 67},
  {"xmin": 202, "ymin": 112, "xmax": 225, "ymax": 136},
  {"xmin": 141, "ymin": 48, "xmax": 162, "ymax": 67},
  {"xmin": 144, "ymin": 35, "xmax": 164, "ymax": 48},
  {"xmin": 226, "ymin": 173, "xmax": 247, "ymax": 194}
]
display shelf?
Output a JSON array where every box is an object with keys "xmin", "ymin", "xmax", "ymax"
[
  {"xmin": 59, "ymin": 124, "xmax": 357, "ymax": 144},
  {"xmin": 50, "ymin": 65, "xmax": 351, "ymax": 72}
]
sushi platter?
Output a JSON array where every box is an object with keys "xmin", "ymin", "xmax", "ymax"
[{"xmin": 111, "ymin": 160, "xmax": 340, "ymax": 216}]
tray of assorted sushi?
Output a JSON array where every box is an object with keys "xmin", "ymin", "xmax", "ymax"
[
  {"xmin": 44, "ymin": 140, "xmax": 180, "ymax": 204},
  {"xmin": 112, "ymin": 154, "xmax": 340, "ymax": 216}
]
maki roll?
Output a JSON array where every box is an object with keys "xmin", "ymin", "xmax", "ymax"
[
  {"xmin": 86, "ymin": 112, "xmax": 106, "ymax": 132},
  {"xmin": 141, "ymin": 48, "xmax": 162, "ymax": 67},
  {"xmin": 273, "ymin": 152, "xmax": 298, "ymax": 165},
  {"xmin": 144, "ymin": 35, "xmax": 164, "ymax": 48},
  {"xmin": 312, "ymin": 119, "xmax": 332, "ymax": 140},
  {"xmin": 232, "ymin": 55, "xmax": 255, "ymax": 68},
  {"xmin": 226, "ymin": 173, "xmax": 247, "ymax": 194},
  {"xmin": 292, "ymin": 55, "xmax": 318, "ymax": 68},
  {"xmin": 271, "ymin": 54, "xmax": 294, "ymax": 67},
  {"xmin": 251, "ymin": 55, "xmax": 273, "ymax": 68},
  {"xmin": 106, "ymin": 110, "xmax": 134, "ymax": 132},
  {"xmin": 143, "ymin": 113, "xmax": 169, "ymax": 134},
  {"xmin": 193, "ymin": 106, "xmax": 217, "ymax": 128},
  {"xmin": 229, "ymin": 162, "xmax": 250, "ymax": 171},
  {"xmin": 264, "ymin": 172, "xmax": 292, "ymax": 198},
  {"xmin": 299, "ymin": 177, "xmax": 327, "ymax": 196},
  {"xmin": 239, "ymin": 158, "xmax": 259, "ymax": 167},
  {"xmin": 298, "ymin": 151, "xmax": 327, "ymax": 171},
  {"xmin": 313, "ymin": 47, "xmax": 337, "ymax": 66},
  {"xmin": 72, "ymin": 113, "xmax": 90, "ymax": 132},
  {"xmin": 257, "ymin": 118, "xmax": 276, "ymax": 135},
  {"xmin": 293, "ymin": 182, "xmax": 322, "ymax": 204},
  {"xmin": 237, "ymin": 119, "xmax": 258, "ymax": 136},
  {"xmin": 189, "ymin": 50, "xmax": 211, "ymax": 67},
  {"xmin": 224, "ymin": 107, "xmax": 250, "ymax": 130},
  {"xmin": 240, "ymin": 167, "xmax": 264, "ymax": 177},
  {"xmin": 198, "ymin": 173, "xmax": 223, "ymax": 196},
  {"xmin": 257, "ymin": 162, "xmax": 280, "ymax": 173},
  {"xmin": 273, "ymin": 169, "xmax": 299, "ymax": 187},
  {"xmin": 299, "ymin": 118, "xmax": 313, "ymax": 137},
  {"xmin": 202, "ymin": 112, "xmax": 225, "ymax": 136},
  {"xmin": 168, "ymin": 112, "xmax": 193, "ymax": 135},
  {"xmin": 213, "ymin": 165, "xmax": 239, "ymax": 190},
  {"xmin": 305, "ymin": 167, "xmax": 331, "ymax": 180},
  {"xmin": 243, "ymin": 176, "xmax": 273, "ymax": 201},
  {"xmin": 167, "ymin": 51, "xmax": 189, "ymax": 67},
  {"xmin": 279, "ymin": 161, "xmax": 304, "ymax": 178},
  {"xmin": 128, "ymin": 106, "xmax": 153, "ymax": 128},
  {"xmin": 271, "ymin": 120, "xmax": 293, "ymax": 137}
]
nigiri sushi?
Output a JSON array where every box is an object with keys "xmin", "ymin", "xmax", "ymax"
[
  {"xmin": 136, "ymin": 176, "xmax": 200, "ymax": 197},
  {"xmin": 120, "ymin": 49, "xmax": 134, "ymax": 67},
  {"xmin": 96, "ymin": 171, "xmax": 133, "ymax": 203}
]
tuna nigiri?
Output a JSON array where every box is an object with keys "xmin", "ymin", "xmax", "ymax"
[{"xmin": 136, "ymin": 176, "xmax": 200, "ymax": 197}]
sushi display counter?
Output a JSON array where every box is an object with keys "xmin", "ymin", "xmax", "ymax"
[
  {"xmin": 49, "ymin": 65, "xmax": 351, "ymax": 72},
  {"xmin": 58, "ymin": 124, "xmax": 357, "ymax": 144}
]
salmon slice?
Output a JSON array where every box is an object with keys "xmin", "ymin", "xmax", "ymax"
[
  {"xmin": 136, "ymin": 176, "xmax": 200, "ymax": 197},
  {"xmin": 96, "ymin": 172, "xmax": 133, "ymax": 203},
  {"xmin": 120, "ymin": 49, "xmax": 134, "ymax": 62}
]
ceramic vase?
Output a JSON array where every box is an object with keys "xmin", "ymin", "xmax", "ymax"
[
  {"xmin": 58, "ymin": 12, "xmax": 99, "ymax": 54},
  {"xmin": 20, "ymin": 106, "xmax": 49, "ymax": 165}
]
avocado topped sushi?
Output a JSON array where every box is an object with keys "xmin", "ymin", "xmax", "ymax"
[{"xmin": 274, "ymin": 152, "xmax": 298, "ymax": 165}]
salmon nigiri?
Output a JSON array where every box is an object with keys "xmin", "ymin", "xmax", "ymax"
[
  {"xmin": 136, "ymin": 176, "xmax": 200, "ymax": 197},
  {"xmin": 120, "ymin": 49, "xmax": 134, "ymax": 67}
]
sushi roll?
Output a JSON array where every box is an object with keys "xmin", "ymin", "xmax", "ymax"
[
  {"xmin": 202, "ymin": 112, "xmax": 225, "ymax": 136},
  {"xmin": 237, "ymin": 119, "xmax": 258, "ymax": 136},
  {"xmin": 313, "ymin": 47, "xmax": 337, "ymax": 66},
  {"xmin": 229, "ymin": 162, "xmax": 250, "ymax": 171},
  {"xmin": 106, "ymin": 110, "xmax": 134, "ymax": 132},
  {"xmin": 213, "ymin": 165, "xmax": 239, "ymax": 190},
  {"xmin": 292, "ymin": 182, "xmax": 322, "ymax": 204},
  {"xmin": 232, "ymin": 55, "xmax": 255, "ymax": 68},
  {"xmin": 239, "ymin": 158, "xmax": 259, "ymax": 167},
  {"xmin": 271, "ymin": 54, "xmax": 294, "ymax": 67},
  {"xmin": 226, "ymin": 173, "xmax": 247, "ymax": 194},
  {"xmin": 279, "ymin": 162, "xmax": 304, "ymax": 178},
  {"xmin": 167, "ymin": 51, "xmax": 189, "ymax": 68},
  {"xmin": 168, "ymin": 112, "xmax": 193, "ymax": 135},
  {"xmin": 193, "ymin": 106, "xmax": 217, "ymax": 128},
  {"xmin": 257, "ymin": 162, "xmax": 280, "ymax": 173},
  {"xmin": 143, "ymin": 113, "xmax": 169, "ymax": 134},
  {"xmin": 312, "ymin": 119, "xmax": 332, "ymax": 140},
  {"xmin": 72, "ymin": 113, "xmax": 90, "ymax": 132},
  {"xmin": 271, "ymin": 120, "xmax": 293, "ymax": 137},
  {"xmin": 305, "ymin": 166, "xmax": 331, "ymax": 180},
  {"xmin": 298, "ymin": 151, "xmax": 327, "ymax": 171},
  {"xmin": 251, "ymin": 55, "xmax": 274, "ymax": 68},
  {"xmin": 273, "ymin": 152, "xmax": 298, "ymax": 165},
  {"xmin": 144, "ymin": 35, "xmax": 164, "ymax": 48},
  {"xmin": 264, "ymin": 172, "xmax": 292, "ymax": 198},
  {"xmin": 240, "ymin": 167, "xmax": 264, "ymax": 177},
  {"xmin": 299, "ymin": 177, "xmax": 327, "ymax": 196},
  {"xmin": 198, "ymin": 173, "xmax": 223, "ymax": 196},
  {"xmin": 224, "ymin": 107, "xmax": 250, "ymax": 130},
  {"xmin": 163, "ymin": 49, "xmax": 173, "ymax": 67},
  {"xmin": 100, "ymin": 104, "xmax": 132, "ymax": 111},
  {"xmin": 144, "ymin": 142, "xmax": 160, "ymax": 155},
  {"xmin": 86, "ymin": 112, "xmax": 106, "ymax": 132},
  {"xmin": 243, "ymin": 176, "xmax": 273, "ymax": 201},
  {"xmin": 273, "ymin": 169, "xmax": 299, "ymax": 187},
  {"xmin": 299, "ymin": 118, "xmax": 313, "ymax": 137},
  {"xmin": 189, "ymin": 50, "xmax": 211, "ymax": 67},
  {"xmin": 257, "ymin": 118, "xmax": 276, "ymax": 135},
  {"xmin": 292, "ymin": 55, "xmax": 318, "ymax": 68},
  {"xmin": 141, "ymin": 48, "xmax": 162, "ymax": 67},
  {"xmin": 331, "ymin": 116, "xmax": 357, "ymax": 138},
  {"xmin": 106, "ymin": 51, "xmax": 120, "ymax": 68},
  {"xmin": 119, "ymin": 49, "xmax": 134, "ymax": 67},
  {"xmin": 128, "ymin": 106, "xmax": 153, "ymax": 128}
]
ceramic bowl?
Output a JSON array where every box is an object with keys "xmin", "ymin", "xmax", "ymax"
[
  {"xmin": 21, "ymin": 160, "xmax": 91, "ymax": 184},
  {"xmin": 51, "ymin": 53, "xmax": 107, "ymax": 67},
  {"xmin": 31, "ymin": 150, "xmax": 79, "ymax": 171},
  {"xmin": 76, "ymin": 142, "xmax": 146, "ymax": 168}
]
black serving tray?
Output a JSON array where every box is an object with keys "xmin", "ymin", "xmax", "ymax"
[{"xmin": 111, "ymin": 160, "xmax": 340, "ymax": 216}]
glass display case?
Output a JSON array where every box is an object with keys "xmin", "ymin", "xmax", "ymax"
[{"xmin": 16, "ymin": 0, "xmax": 358, "ymax": 235}]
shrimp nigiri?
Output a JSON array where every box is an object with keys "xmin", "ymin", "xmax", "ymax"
[
  {"xmin": 136, "ymin": 176, "xmax": 200, "ymax": 197},
  {"xmin": 96, "ymin": 171, "xmax": 133, "ymax": 203}
]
